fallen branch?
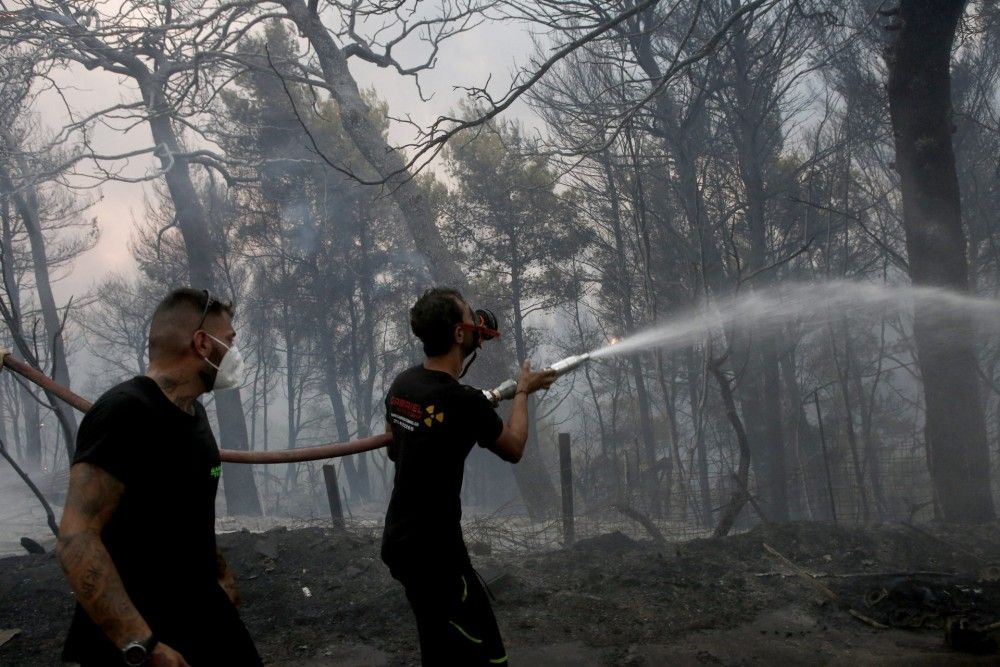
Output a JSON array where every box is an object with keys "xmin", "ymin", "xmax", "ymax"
[
  {"xmin": 612, "ymin": 503, "xmax": 666, "ymax": 545},
  {"xmin": 848, "ymin": 609, "xmax": 889, "ymax": 629},
  {"xmin": 754, "ymin": 570, "xmax": 958, "ymax": 579},
  {"xmin": 763, "ymin": 542, "xmax": 839, "ymax": 602},
  {"xmin": 762, "ymin": 542, "xmax": 888, "ymax": 630},
  {"xmin": 0, "ymin": 436, "xmax": 58, "ymax": 537}
]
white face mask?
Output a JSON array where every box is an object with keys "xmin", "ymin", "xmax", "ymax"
[{"xmin": 203, "ymin": 333, "xmax": 245, "ymax": 391}]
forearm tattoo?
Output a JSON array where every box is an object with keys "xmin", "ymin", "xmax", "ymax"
[{"xmin": 58, "ymin": 464, "xmax": 149, "ymax": 646}]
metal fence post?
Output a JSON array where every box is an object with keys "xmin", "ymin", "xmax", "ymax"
[{"xmin": 322, "ymin": 464, "xmax": 345, "ymax": 529}]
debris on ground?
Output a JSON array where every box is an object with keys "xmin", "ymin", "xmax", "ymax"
[{"xmin": 2, "ymin": 521, "xmax": 999, "ymax": 665}]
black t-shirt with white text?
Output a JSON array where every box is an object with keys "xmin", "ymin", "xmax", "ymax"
[
  {"xmin": 62, "ymin": 376, "xmax": 259, "ymax": 665},
  {"xmin": 381, "ymin": 365, "xmax": 504, "ymax": 573}
]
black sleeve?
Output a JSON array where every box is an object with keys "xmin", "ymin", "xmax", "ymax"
[
  {"xmin": 385, "ymin": 393, "xmax": 399, "ymax": 462},
  {"xmin": 72, "ymin": 392, "xmax": 141, "ymax": 485},
  {"xmin": 463, "ymin": 389, "xmax": 504, "ymax": 448}
]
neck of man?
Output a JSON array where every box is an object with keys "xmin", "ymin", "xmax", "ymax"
[
  {"xmin": 146, "ymin": 363, "xmax": 204, "ymax": 415},
  {"xmin": 423, "ymin": 346, "xmax": 467, "ymax": 380}
]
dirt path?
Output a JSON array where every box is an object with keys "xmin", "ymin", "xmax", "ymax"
[{"xmin": 2, "ymin": 522, "xmax": 999, "ymax": 665}]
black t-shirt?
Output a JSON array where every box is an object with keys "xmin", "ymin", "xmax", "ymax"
[
  {"xmin": 381, "ymin": 365, "xmax": 504, "ymax": 573},
  {"xmin": 63, "ymin": 376, "xmax": 259, "ymax": 665}
]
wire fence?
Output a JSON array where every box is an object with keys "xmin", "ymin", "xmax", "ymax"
[
  {"xmin": 5, "ymin": 413, "xmax": 1000, "ymax": 559},
  {"xmin": 562, "ymin": 435, "xmax": 1000, "ymax": 545},
  {"xmin": 225, "ymin": 428, "xmax": 1000, "ymax": 553}
]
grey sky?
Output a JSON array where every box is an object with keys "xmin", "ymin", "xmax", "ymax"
[{"xmin": 42, "ymin": 17, "xmax": 540, "ymax": 304}]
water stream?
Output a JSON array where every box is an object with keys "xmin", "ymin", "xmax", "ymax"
[{"xmin": 588, "ymin": 280, "xmax": 1000, "ymax": 360}]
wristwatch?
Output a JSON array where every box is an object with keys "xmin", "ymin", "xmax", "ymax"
[{"xmin": 122, "ymin": 635, "xmax": 158, "ymax": 666}]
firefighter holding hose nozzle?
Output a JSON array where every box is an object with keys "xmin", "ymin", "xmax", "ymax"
[{"xmin": 382, "ymin": 287, "xmax": 556, "ymax": 665}]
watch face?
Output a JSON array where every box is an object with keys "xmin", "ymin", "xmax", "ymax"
[{"xmin": 123, "ymin": 642, "xmax": 148, "ymax": 666}]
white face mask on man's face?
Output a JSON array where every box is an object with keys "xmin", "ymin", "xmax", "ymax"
[{"xmin": 203, "ymin": 333, "xmax": 245, "ymax": 391}]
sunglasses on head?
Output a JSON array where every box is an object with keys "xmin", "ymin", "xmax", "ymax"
[{"xmin": 195, "ymin": 289, "xmax": 217, "ymax": 332}]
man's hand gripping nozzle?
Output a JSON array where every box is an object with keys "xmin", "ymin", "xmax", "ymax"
[{"xmin": 482, "ymin": 353, "xmax": 592, "ymax": 406}]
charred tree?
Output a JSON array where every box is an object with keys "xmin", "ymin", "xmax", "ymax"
[
  {"xmin": 710, "ymin": 355, "xmax": 753, "ymax": 537},
  {"xmin": 12, "ymin": 3, "xmax": 265, "ymax": 515},
  {"xmin": 593, "ymin": 149, "xmax": 661, "ymax": 516},
  {"xmin": 0, "ymin": 150, "xmax": 79, "ymax": 455},
  {"xmin": 145, "ymin": 81, "xmax": 263, "ymax": 517},
  {"xmin": 885, "ymin": 0, "xmax": 995, "ymax": 522},
  {"xmin": 721, "ymin": 15, "xmax": 791, "ymax": 523},
  {"xmin": 278, "ymin": 1, "xmax": 559, "ymax": 518}
]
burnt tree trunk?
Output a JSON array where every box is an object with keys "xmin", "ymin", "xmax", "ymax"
[
  {"xmin": 687, "ymin": 348, "xmax": 714, "ymax": 526},
  {"xmin": 142, "ymin": 74, "xmax": 263, "ymax": 516},
  {"xmin": 324, "ymin": 361, "xmax": 370, "ymax": 503},
  {"xmin": 829, "ymin": 322, "xmax": 870, "ymax": 523},
  {"xmin": 779, "ymin": 350, "xmax": 829, "ymax": 520},
  {"xmin": 282, "ymin": 0, "xmax": 558, "ymax": 518},
  {"xmin": 597, "ymin": 149, "xmax": 661, "ymax": 516},
  {"xmin": 710, "ymin": 357, "xmax": 753, "ymax": 538},
  {"xmin": 886, "ymin": 0, "xmax": 995, "ymax": 522},
  {"xmin": 0, "ymin": 165, "xmax": 79, "ymax": 455},
  {"xmin": 0, "ymin": 196, "xmax": 42, "ymax": 468},
  {"xmin": 726, "ymin": 19, "xmax": 789, "ymax": 522},
  {"xmin": 347, "ymin": 287, "xmax": 375, "ymax": 502}
]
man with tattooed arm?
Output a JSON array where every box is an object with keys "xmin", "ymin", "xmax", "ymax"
[{"xmin": 57, "ymin": 288, "xmax": 261, "ymax": 666}]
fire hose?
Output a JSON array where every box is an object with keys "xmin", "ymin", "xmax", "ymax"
[
  {"xmin": 0, "ymin": 351, "xmax": 388, "ymax": 463},
  {"xmin": 0, "ymin": 350, "xmax": 591, "ymax": 464},
  {"xmin": 2, "ymin": 352, "xmax": 93, "ymax": 413}
]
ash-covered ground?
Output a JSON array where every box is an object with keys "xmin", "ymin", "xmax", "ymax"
[{"xmin": 2, "ymin": 521, "xmax": 1000, "ymax": 665}]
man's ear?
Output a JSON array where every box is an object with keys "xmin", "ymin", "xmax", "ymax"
[
  {"xmin": 192, "ymin": 329, "xmax": 212, "ymax": 358},
  {"xmin": 454, "ymin": 325, "xmax": 465, "ymax": 345}
]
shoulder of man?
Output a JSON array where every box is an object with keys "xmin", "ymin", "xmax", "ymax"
[
  {"xmin": 84, "ymin": 377, "xmax": 157, "ymax": 421},
  {"xmin": 74, "ymin": 377, "xmax": 159, "ymax": 470},
  {"xmin": 397, "ymin": 364, "xmax": 428, "ymax": 383},
  {"xmin": 385, "ymin": 366, "xmax": 413, "ymax": 401}
]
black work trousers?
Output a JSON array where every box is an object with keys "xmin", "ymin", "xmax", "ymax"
[
  {"xmin": 396, "ymin": 561, "xmax": 507, "ymax": 665},
  {"xmin": 68, "ymin": 584, "xmax": 262, "ymax": 666}
]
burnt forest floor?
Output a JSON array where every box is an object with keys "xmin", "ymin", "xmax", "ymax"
[{"xmin": 3, "ymin": 521, "xmax": 1000, "ymax": 665}]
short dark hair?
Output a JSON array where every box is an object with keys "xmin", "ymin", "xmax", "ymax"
[
  {"xmin": 149, "ymin": 287, "xmax": 234, "ymax": 361},
  {"xmin": 410, "ymin": 287, "xmax": 466, "ymax": 357}
]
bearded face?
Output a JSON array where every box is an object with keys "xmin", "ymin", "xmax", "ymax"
[{"xmin": 461, "ymin": 329, "xmax": 479, "ymax": 358}]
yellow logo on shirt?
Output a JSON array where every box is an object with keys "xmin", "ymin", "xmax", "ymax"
[{"xmin": 424, "ymin": 405, "xmax": 445, "ymax": 427}]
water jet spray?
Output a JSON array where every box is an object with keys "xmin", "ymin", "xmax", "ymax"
[{"xmin": 483, "ymin": 280, "xmax": 1000, "ymax": 405}]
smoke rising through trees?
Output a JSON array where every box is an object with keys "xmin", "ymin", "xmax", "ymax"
[{"xmin": 0, "ymin": 0, "xmax": 999, "ymax": 538}]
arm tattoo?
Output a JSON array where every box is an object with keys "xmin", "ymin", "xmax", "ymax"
[
  {"xmin": 80, "ymin": 564, "xmax": 101, "ymax": 598},
  {"xmin": 58, "ymin": 464, "xmax": 151, "ymax": 647}
]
